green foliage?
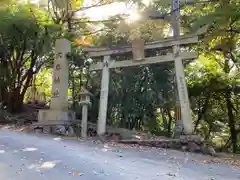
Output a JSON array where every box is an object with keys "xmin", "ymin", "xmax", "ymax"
[
  {"xmin": 183, "ymin": 0, "xmax": 240, "ymax": 152},
  {"xmin": 0, "ymin": 3, "xmax": 58, "ymax": 112}
]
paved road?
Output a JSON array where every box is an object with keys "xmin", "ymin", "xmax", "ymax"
[{"xmin": 0, "ymin": 130, "xmax": 239, "ymax": 180}]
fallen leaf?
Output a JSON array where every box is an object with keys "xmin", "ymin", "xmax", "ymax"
[
  {"xmin": 197, "ymin": 158, "xmax": 240, "ymax": 167},
  {"xmin": 73, "ymin": 170, "xmax": 83, "ymax": 176}
]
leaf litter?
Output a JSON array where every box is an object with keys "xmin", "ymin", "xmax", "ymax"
[{"xmin": 195, "ymin": 158, "xmax": 240, "ymax": 167}]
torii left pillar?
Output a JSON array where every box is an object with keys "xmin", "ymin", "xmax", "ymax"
[{"xmin": 97, "ymin": 56, "xmax": 110, "ymax": 135}]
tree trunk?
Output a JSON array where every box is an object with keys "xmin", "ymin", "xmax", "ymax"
[
  {"xmin": 0, "ymin": 86, "xmax": 7, "ymax": 102},
  {"xmin": 166, "ymin": 108, "xmax": 173, "ymax": 137},
  {"xmin": 7, "ymin": 68, "xmax": 34, "ymax": 113},
  {"xmin": 225, "ymin": 89, "xmax": 237, "ymax": 153},
  {"xmin": 205, "ymin": 123, "xmax": 213, "ymax": 140},
  {"xmin": 160, "ymin": 108, "xmax": 168, "ymax": 131},
  {"xmin": 8, "ymin": 87, "xmax": 22, "ymax": 113},
  {"xmin": 194, "ymin": 94, "xmax": 210, "ymax": 131}
]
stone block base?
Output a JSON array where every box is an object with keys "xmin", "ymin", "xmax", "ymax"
[
  {"xmin": 119, "ymin": 137, "xmax": 216, "ymax": 156},
  {"xmin": 37, "ymin": 110, "xmax": 76, "ymax": 136},
  {"xmin": 174, "ymin": 120, "xmax": 184, "ymax": 138},
  {"xmin": 38, "ymin": 110, "xmax": 75, "ymax": 121}
]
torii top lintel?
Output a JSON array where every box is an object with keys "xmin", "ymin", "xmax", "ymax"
[{"xmin": 82, "ymin": 26, "xmax": 208, "ymax": 57}]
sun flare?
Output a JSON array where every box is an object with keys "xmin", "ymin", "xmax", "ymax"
[
  {"xmin": 26, "ymin": 0, "xmax": 141, "ymax": 22},
  {"xmin": 128, "ymin": 11, "xmax": 140, "ymax": 22},
  {"xmin": 80, "ymin": 1, "xmax": 139, "ymax": 22}
]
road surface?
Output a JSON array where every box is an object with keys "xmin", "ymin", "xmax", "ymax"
[{"xmin": 0, "ymin": 130, "xmax": 239, "ymax": 180}]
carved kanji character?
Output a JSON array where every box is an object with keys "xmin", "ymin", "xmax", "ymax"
[
  {"xmin": 56, "ymin": 52, "xmax": 63, "ymax": 59},
  {"xmin": 55, "ymin": 64, "xmax": 61, "ymax": 70},
  {"xmin": 53, "ymin": 76, "xmax": 60, "ymax": 84},
  {"xmin": 52, "ymin": 89, "xmax": 59, "ymax": 97}
]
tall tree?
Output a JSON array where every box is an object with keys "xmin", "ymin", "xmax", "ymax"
[
  {"xmin": 0, "ymin": 3, "xmax": 59, "ymax": 112},
  {"xmin": 186, "ymin": 0, "xmax": 240, "ymax": 152}
]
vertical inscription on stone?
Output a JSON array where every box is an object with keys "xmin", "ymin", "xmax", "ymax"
[
  {"xmin": 52, "ymin": 88, "xmax": 59, "ymax": 98},
  {"xmin": 179, "ymin": 76, "xmax": 187, "ymax": 103},
  {"xmin": 56, "ymin": 64, "xmax": 61, "ymax": 71},
  {"xmin": 50, "ymin": 39, "xmax": 71, "ymax": 111},
  {"xmin": 56, "ymin": 52, "xmax": 63, "ymax": 59},
  {"xmin": 52, "ymin": 53, "xmax": 62, "ymax": 97},
  {"xmin": 54, "ymin": 76, "xmax": 60, "ymax": 84}
]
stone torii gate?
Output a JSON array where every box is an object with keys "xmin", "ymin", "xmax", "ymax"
[{"xmin": 83, "ymin": 27, "xmax": 207, "ymax": 136}]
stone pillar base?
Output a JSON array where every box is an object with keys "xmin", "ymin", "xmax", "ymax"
[
  {"xmin": 37, "ymin": 110, "xmax": 76, "ymax": 136},
  {"xmin": 38, "ymin": 110, "xmax": 75, "ymax": 122},
  {"xmin": 174, "ymin": 120, "xmax": 184, "ymax": 138}
]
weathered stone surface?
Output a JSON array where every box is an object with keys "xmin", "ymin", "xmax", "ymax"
[
  {"xmin": 180, "ymin": 135, "xmax": 203, "ymax": 142},
  {"xmin": 54, "ymin": 125, "xmax": 67, "ymax": 135},
  {"xmin": 119, "ymin": 135, "xmax": 217, "ymax": 156},
  {"xmin": 181, "ymin": 145, "xmax": 187, "ymax": 151},
  {"xmin": 208, "ymin": 146, "xmax": 216, "ymax": 156},
  {"xmin": 66, "ymin": 126, "xmax": 75, "ymax": 136},
  {"xmin": 188, "ymin": 142, "xmax": 201, "ymax": 152},
  {"xmin": 169, "ymin": 141, "xmax": 182, "ymax": 149}
]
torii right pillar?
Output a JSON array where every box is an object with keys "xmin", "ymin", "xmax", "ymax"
[
  {"xmin": 172, "ymin": 0, "xmax": 193, "ymax": 136},
  {"xmin": 173, "ymin": 45, "xmax": 193, "ymax": 135}
]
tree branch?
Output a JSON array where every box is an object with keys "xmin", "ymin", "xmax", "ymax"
[{"xmin": 72, "ymin": 1, "xmax": 113, "ymax": 13}]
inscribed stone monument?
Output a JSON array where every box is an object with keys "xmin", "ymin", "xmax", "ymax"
[{"xmin": 38, "ymin": 39, "xmax": 75, "ymax": 122}]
